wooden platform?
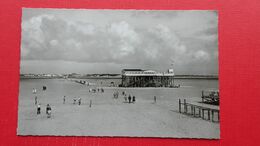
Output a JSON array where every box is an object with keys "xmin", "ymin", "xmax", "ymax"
[{"xmin": 179, "ymin": 99, "xmax": 220, "ymax": 122}]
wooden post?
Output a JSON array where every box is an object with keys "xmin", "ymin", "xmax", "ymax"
[
  {"xmin": 190, "ymin": 105, "xmax": 192, "ymax": 115},
  {"xmin": 212, "ymin": 110, "xmax": 214, "ymax": 122},
  {"xmin": 192, "ymin": 106, "xmax": 194, "ymax": 116},
  {"xmin": 202, "ymin": 91, "xmax": 204, "ymax": 102},
  {"xmin": 199, "ymin": 108, "xmax": 201, "ymax": 117},
  {"xmin": 193, "ymin": 106, "xmax": 196, "ymax": 117},
  {"xmin": 208, "ymin": 109, "xmax": 210, "ymax": 120},
  {"xmin": 191, "ymin": 105, "xmax": 193, "ymax": 116},
  {"xmin": 184, "ymin": 99, "xmax": 187, "ymax": 113},
  {"xmin": 189, "ymin": 105, "xmax": 192, "ymax": 115},
  {"xmin": 202, "ymin": 109, "xmax": 204, "ymax": 119},
  {"xmin": 179, "ymin": 99, "xmax": 181, "ymax": 113}
]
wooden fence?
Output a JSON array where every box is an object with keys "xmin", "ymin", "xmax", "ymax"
[{"xmin": 179, "ymin": 99, "xmax": 220, "ymax": 122}]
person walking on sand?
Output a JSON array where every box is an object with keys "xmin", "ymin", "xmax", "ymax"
[
  {"xmin": 46, "ymin": 104, "xmax": 52, "ymax": 118},
  {"xmin": 37, "ymin": 104, "xmax": 41, "ymax": 115},
  {"xmin": 132, "ymin": 96, "xmax": 136, "ymax": 103},
  {"xmin": 115, "ymin": 91, "xmax": 119, "ymax": 99},
  {"xmin": 154, "ymin": 96, "xmax": 157, "ymax": 103},
  {"xmin": 124, "ymin": 94, "xmax": 127, "ymax": 103},
  {"xmin": 78, "ymin": 97, "xmax": 81, "ymax": 105},
  {"xmin": 35, "ymin": 96, "xmax": 38, "ymax": 105},
  {"xmin": 73, "ymin": 97, "xmax": 77, "ymax": 104},
  {"xmin": 32, "ymin": 88, "xmax": 37, "ymax": 94},
  {"xmin": 128, "ymin": 95, "xmax": 131, "ymax": 103},
  {"xmin": 63, "ymin": 96, "xmax": 66, "ymax": 104}
]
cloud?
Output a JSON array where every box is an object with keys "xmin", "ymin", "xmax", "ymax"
[
  {"xmin": 22, "ymin": 15, "xmax": 183, "ymax": 64},
  {"xmin": 21, "ymin": 10, "xmax": 218, "ymax": 74},
  {"xmin": 194, "ymin": 50, "xmax": 210, "ymax": 60}
]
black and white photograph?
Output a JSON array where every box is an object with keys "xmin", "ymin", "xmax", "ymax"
[{"xmin": 18, "ymin": 8, "xmax": 219, "ymax": 138}]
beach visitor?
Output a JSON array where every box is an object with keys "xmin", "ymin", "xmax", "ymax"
[
  {"xmin": 113, "ymin": 92, "xmax": 118, "ymax": 99},
  {"xmin": 128, "ymin": 95, "xmax": 131, "ymax": 103},
  {"xmin": 132, "ymin": 96, "xmax": 136, "ymax": 103},
  {"xmin": 32, "ymin": 88, "xmax": 37, "ymax": 94},
  {"xmin": 37, "ymin": 104, "xmax": 41, "ymax": 115},
  {"xmin": 114, "ymin": 91, "xmax": 118, "ymax": 99},
  {"xmin": 46, "ymin": 104, "xmax": 52, "ymax": 118},
  {"xmin": 117, "ymin": 91, "xmax": 119, "ymax": 99},
  {"xmin": 63, "ymin": 96, "xmax": 66, "ymax": 104},
  {"xmin": 89, "ymin": 100, "xmax": 92, "ymax": 108},
  {"xmin": 46, "ymin": 104, "xmax": 50, "ymax": 114},
  {"xmin": 154, "ymin": 96, "xmax": 157, "ymax": 103},
  {"xmin": 73, "ymin": 98, "xmax": 77, "ymax": 104},
  {"xmin": 124, "ymin": 94, "xmax": 127, "ymax": 102},
  {"xmin": 78, "ymin": 97, "xmax": 81, "ymax": 105},
  {"xmin": 35, "ymin": 96, "xmax": 37, "ymax": 105},
  {"xmin": 101, "ymin": 88, "xmax": 104, "ymax": 93}
]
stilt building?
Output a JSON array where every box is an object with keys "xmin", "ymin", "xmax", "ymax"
[{"xmin": 121, "ymin": 69, "xmax": 174, "ymax": 87}]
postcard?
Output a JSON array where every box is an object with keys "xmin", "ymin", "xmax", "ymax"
[{"xmin": 18, "ymin": 8, "xmax": 219, "ymax": 138}]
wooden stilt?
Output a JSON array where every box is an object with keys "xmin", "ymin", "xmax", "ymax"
[
  {"xmin": 199, "ymin": 108, "xmax": 201, "ymax": 117},
  {"xmin": 184, "ymin": 99, "xmax": 187, "ymax": 113},
  {"xmin": 212, "ymin": 110, "xmax": 214, "ymax": 122},
  {"xmin": 202, "ymin": 91, "xmax": 204, "ymax": 102},
  {"xmin": 208, "ymin": 109, "xmax": 210, "ymax": 120},
  {"xmin": 202, "ymin": 109, "xmax": 204, "ymax": 119},
  {"xmin": 193, "ymin": 106, "xmax": 196, "ymax": 117},
  {"xmin": 191, "ymin": 106, "xmax": 194, "ymax": 116},
  {"xmin": 179, "ymin": 99, "xmax": 181, "ymax": 113}
]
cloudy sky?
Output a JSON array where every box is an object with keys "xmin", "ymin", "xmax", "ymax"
[{"xmin": 21, "ymin": 9, "xmax": 218, "ymax": 75}]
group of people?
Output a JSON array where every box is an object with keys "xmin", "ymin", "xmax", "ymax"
[
  {"xmin": 33, "ymin": 85, "xmax": 159, "ymax": 119},
  {"xmin": 89, "ymin": 88, "xmax": 104, "ymax": 93},
  {"xmin": 125, "ymin": 94, "xmax": 136, "ymax": 103},
  {"xmin": 121, "ymin": 91, "xmax": 136, "ymax": 103},
  {"xmin": 32, "ymin": 85, "xmax": 108, "ymax": 119},
  {"xmin": 33, "ymin": 86, "xmax": 47, "ymax": 94},
  {"xmin": 36, "ymin": 103, "xmax": 52, "ymax": 118},
  {"xmin": 63, "ymin": 96, "xmax": 82, "ymax": 105},
  {"xmin": 113, "ymin": 91, "xmax": 119, "ymax": 99},
  {"xmin": 33, "ymin": 86, "xmax": 51, "ymax": 118},
  {"xmin": 73, "ymin": 97, "xmax": 82, "ymax": 105}
]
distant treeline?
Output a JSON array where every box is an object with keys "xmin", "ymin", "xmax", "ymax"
[
  {"xmin": 20, "ymin": 74, "xmax": 218, "ymax": 79},
  {"xmin": 174, "ymin": 75, "xmax": 218, "ymax": 79}
]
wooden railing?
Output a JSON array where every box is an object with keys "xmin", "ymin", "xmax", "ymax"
[{"xmin": 179, "ymin": 99, "xmax": 220, "ymax": 122}]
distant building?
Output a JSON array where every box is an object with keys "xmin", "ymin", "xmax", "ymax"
[
  {"xmin": 121, "ymin": 69, "xmax": 174, "ymax": 87},
  {"xmin": 68, "ymin": 73, "xmax": 82, "ymax": 78}
]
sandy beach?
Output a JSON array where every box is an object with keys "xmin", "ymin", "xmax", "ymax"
[{"xmin": 18, "ymin": 79, "xmax": 219, "ymax": 138}]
